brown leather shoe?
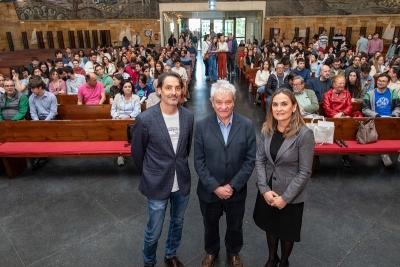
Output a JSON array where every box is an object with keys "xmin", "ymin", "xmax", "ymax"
[
  {"xmin": 230, "ymin": 254, "xmax": 243, "ymax": 267},
  {"xmin": 201, "ymin": 253, "xmax": 216, "ymax": 267},
  {"xmin": 164, "ymin": 256, "xmax": 184, "ymax": 267}
]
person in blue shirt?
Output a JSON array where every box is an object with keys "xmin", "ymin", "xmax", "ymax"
[
  {"xmin": 362, "ymin": 72, "xmax": 400, "ymax": 167},
  {"xmin": 135, "ymin": 74, "xmax": 152, "ymax": 100},
  {"xmin": 291, "ymin": 58, "xmax": 311, "ymax": 83},
  {"xmin": 360, "ymin": 63, "xmax": 375, "ymax": 92}
]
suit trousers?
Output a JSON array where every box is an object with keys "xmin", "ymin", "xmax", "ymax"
[
  {"xmin": 227, "ymin": 52, "xmax": 235, "ymax": 73},
  {"xmin": 217, "ymin": 52, "xmax": 227, "ymax": 79},
  {"xmin": 199, "ymin": 198, "xmax": 245, "ymax": 256}
]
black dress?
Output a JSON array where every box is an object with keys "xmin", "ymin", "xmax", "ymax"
[{"xmin": 253, "ymin": 130, "xmax": 304, "ymax": 242}]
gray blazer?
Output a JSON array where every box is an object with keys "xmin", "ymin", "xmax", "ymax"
[
  {"xmin": 131, "ymin": 103, "xmax": 194, "ymax": 200},
  {"xmin": 255, "ymin": 125, "xmax": 314, "ymax": 204},
  {"xmin": 194, "ymin": 112, "xmax": 256, "ymax": 203}
]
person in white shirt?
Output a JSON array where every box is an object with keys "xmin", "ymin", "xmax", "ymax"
[
  {"xmin": 84, "ymin": 53, "xmax": 97, "ymax": 73},
  {"xmin": 217, "ymin": 35, "xmax": 229, "ymax": 80},
  {"xmin": 171, "ymin": 57, "xmax": 188, "ymax": 94},
  {"xmin": 65, "ymin": 66, "xmax": 85, "ymax": 95},
  {"xmin": 201, "ymin": 34, "xmax": 211, "ymax": 80}
]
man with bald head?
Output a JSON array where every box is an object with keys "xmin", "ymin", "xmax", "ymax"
[
  {"xmin": 77, "ymin": 72, "xmax": 106, "ymax": 105},
  {"xmin": 309, "ymin": 64, "xmax": 332, "ymax": 101}
]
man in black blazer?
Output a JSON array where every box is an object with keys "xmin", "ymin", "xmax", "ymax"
[
  {"xmin": 194, "ymin": 80, "xmax": 256, "ymax": 267},
  {"xmin": 131, "ymin": 72, "xmax": 194, "ymax": 267}
]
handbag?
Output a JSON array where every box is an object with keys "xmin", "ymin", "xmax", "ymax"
[
  {"xmin": 356, "ymin": 119, "xmax": 378, "ymax": 144},
  {"xmin": 203, "ymin": 50, "xmax": 209, "ymax": 60},
  {"xmin": 306, "ymin": 116, "xmax": 335, "ymax": 145},
  {"xmin": 124, "ymin": 124, "xmax": 135, "ymax": 147}
]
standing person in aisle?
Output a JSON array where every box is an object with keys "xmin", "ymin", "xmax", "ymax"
[
  {"xmin": 131, "ymin": 72, "xmax": 194, "ymax": 267},
  {"xmin": 217, "ymin": 35, "xmax": 229, "ymax": 80}
]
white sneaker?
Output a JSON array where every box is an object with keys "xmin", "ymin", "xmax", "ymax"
[
  {"xmin": 117, "ymin": 156, "xmax": 125, "ymax": 166},
  {"xmin": 397, "ymin": 154, "xmax": 400, "ymax": 163},
  {"xmin": 381, "ymin": 154, "xmax": 392, "ymax": 167}
]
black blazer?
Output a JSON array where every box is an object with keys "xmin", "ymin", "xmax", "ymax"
[
  {"xmin": 131, "ymin": 103, "xmax": 194, "ymax": 200},
  {"xmin": 194, "ymin": 112, "xmax": 256, "ymax": 203}
]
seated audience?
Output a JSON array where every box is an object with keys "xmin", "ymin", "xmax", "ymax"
[
  {"xmin": 309, "ymin": 65, "xmax": 332, "ymax": 101},
  {"xmin": 78, "ymin": 73, "xmax": 106, "ymax": 105},
  {"xmin": 102, "ymin": 56, "xmax": 116, "ymax": 76},
  {"xmin": 292, "ymin": 75, "xmax": 319, "ymax": 115},
  {"xmin": 266, "ymin": 62, "xmax": 288, "ymax": 108},
  {"xmin": 84, "ymin": 53, "xmax": 98, "ymax": 73},
  {"xmin": 362, "ymin": 73, "xmax": 400, "ymax": 166},
  {"xmin": 255, "ymin": 60, "xmax": 271, "ymax": 94},
  {"xmin": 65, "ymin": 66, "xmax": 85, "ymax": 95},
  {"xmin": 95, "ymin": 65, "xmax": 113, "ymax": 94},
  {"xmin": 330, "ymin": 58, "xmax": 345, "ymax": 78},
  {"xmin": 388, "ymin": 67, "xmax": 400, "ymax": 94},
  {"xmin": 345, "ymin": 55, "xmax": 361, "ymax": 77},
  {"xmin": 346, "ymin": 70, "xmax": 366, "ymax": 102},
  {"xmin": 109, "ymin": 73, "xmax": 123, "ymax": 104},
  {"xmin": 29, "ymin": 75, "xmax": 58, "ymax": 120},
  {"xmin": 360, "ymin": 63, "xmax": 374, "ymax": 92},
  {"xmin": 135, "ymin": 74, "xmax": 152, "ymax": 100},
  {"xmin": 0, "ymin": 74, "xmax": 4, "ymax": 94},
  {"xmin": 323, "ymin": 74, "xmax": 353, "ymax": 167},
  {"xmin": 323, "ymin": 74, "xmax": 353, "ymax": 118},
  {"xmin": 0, "ymin": 78, "xmax": 28, "ymax": 120},
  {"xmin": 27, "ymin": 57, "xmax": 39, "ymax": 73},
  {"xmin": 48, "ymin": 69, "xmax": 67, "ymax": 95},
  {"xmin": 291, "ymin": 58, "xmax": 311, "ymax": 83},
  {"xmin": 12, "ymin": 67, "xmax": 29, "ymax": 95},
  {"xmin": 370, "ymin": 55, "xmax": 386, "ymax": 77},
  {"xmin": 126, "ymin": 58, "xmax": 138, "ymax": 83}
]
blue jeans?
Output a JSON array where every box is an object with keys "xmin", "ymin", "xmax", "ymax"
[
  {"xmin": 257, "ymin": 86, "xmax": 265, "ymax": 93},
  {"xmin": 142, "ymin": 191, "xmax": 190, "ymax": 265},
  {"xmin": 266, "ymin": 95, "xmax": 272, "ymax": 110},
  {"xmin": 208, "ymin": 55, "xmax": 217, "ymax": 81}
]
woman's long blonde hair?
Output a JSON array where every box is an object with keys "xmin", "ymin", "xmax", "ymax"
[{"xmin": 262, "ymin": 88, "xmax": 305, "ymax": 138}]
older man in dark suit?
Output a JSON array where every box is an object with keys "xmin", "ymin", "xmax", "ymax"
[
  {"xmin": 131, "ymin": 72, "xmax": 194, "ymax": 267},
  {"xmin": 194, "ymin": 80, "xmax": 256, "ymax": 267}
]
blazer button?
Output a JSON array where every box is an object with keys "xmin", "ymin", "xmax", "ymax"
[{"xmin": 273, "ymin": 177, "xmax": 277, "ymax": 180}]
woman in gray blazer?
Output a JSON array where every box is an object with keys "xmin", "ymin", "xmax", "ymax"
[{"xmin": 253, "ymin": 88, "xmax": 315, "ymax": 267}]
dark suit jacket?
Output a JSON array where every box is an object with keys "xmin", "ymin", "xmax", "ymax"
[
  {"xmin": 131, "ymin": 103, "xmax": 194, "ymax": 200},
  {"xmin": 255, "ymin": 126, "xmax": 314, "ymax": 204},
  {"xmin": 309, "ymin": 77, "xmax": 332, "ymax": 102},
  {"xmin": 194, "ymin": 112, "xmax": 256, "ymax": 203}
]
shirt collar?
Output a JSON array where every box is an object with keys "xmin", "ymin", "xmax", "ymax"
[{"xmin": 217, "ymin": 112, "xmax": 233, "ymax": 126}]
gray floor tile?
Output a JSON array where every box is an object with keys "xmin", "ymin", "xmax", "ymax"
[
  {"xmin": 1, "ymin": 190, "xmax": 117, "ymax": 266},
  {"xmin": 299, "ymin": 197, "xmax": 373, "ymax": 266},
  {"xmin": 376, "ymin": 194, "xmax": 400, "ymax": 232},
  {"xmin": 340, "ymin": 224, "xmax": 400, "ymax": 267},
  {"xmin": 28, "ymin": 222, "xmax": 142, "ymax": 267},
  {"xmin": 0, "ymin": 228, "xmax": 24, "ymax": 267}
]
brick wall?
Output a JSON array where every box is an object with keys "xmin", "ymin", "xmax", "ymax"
[
  {"xmin": 0, "ymin": 3, "xmax": 160, "ymax": 52},
  {"xmin": 264, "ymin": 16, "xmax": 400, "ymax": 46}
]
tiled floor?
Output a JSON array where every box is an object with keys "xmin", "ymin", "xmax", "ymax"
[{"xmin": 1, "ymin": 55, "xmax": 400, "ymax": 267}]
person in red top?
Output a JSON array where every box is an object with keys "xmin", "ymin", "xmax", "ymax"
[
  {"xmin": 126, "ymin": 58, "xmax": 139, "ymax": 84},
  {"xmin": 323, "ymin": 74, "xmax": 353, "ymax": 167},
  {"xmin": 323, "ymin": 74, "xmax": 353, "ymax": 118},
  {"xmin": 72, "ymin": 59, "xmax": 86, "ymax": 76}
]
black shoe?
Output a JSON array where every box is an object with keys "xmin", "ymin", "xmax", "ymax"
[
  {"xmin": 264, "ymin": 256, "xmax": 280, "ymax": 267},
  {"xmin": 32, "ymin": 158, "xmax": 48, "ymax": 170},
  {"xmin": 341, "ymin": 156, "xmax": 351, "ymax": 167},
  {"xmin": 164, "ymin": 256, "xmax": 183, "ymax": 267}
]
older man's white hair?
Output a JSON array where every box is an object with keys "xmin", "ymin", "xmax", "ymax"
[{"xmin": 210, "ymin": 80, "xmax": 236, "ymax": 99}]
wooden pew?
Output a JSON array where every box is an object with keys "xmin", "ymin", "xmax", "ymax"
[
  {"xmin": 56, "ymin": 104, "xmax": 146, "ymax": 120},
  {"xmin": 56, "ymin": 94, "xmax": 111, "ymax": 105},
  {"xmin": 303, "ymin": 118, "xmax": 400, "ymax": 155},
  {"xmin": 0, "ymin": 120, "xmax": 133, "ymax": 178}
]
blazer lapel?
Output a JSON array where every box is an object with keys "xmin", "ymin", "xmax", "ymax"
[
  {"xmin": 209, "ymin": 115, "xmax": 226, "ymax": 147},
  {"xmin": 275, "ymin": 133, "xmax": 298, "ymax": 162},
  {"xmin": 226, "ymin": 112, "xmax": 240, "ymax": 147},
  {"xmin": 265, "ymin": 133, "xmax": 274, "ymax": 164},
  {"xmin": 175, "ymin": 106, "xmax": 185, "ymax": 153},
  {"xmin": 153, "ymin": 105, "xmax": 174, "ymax": 152}
]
